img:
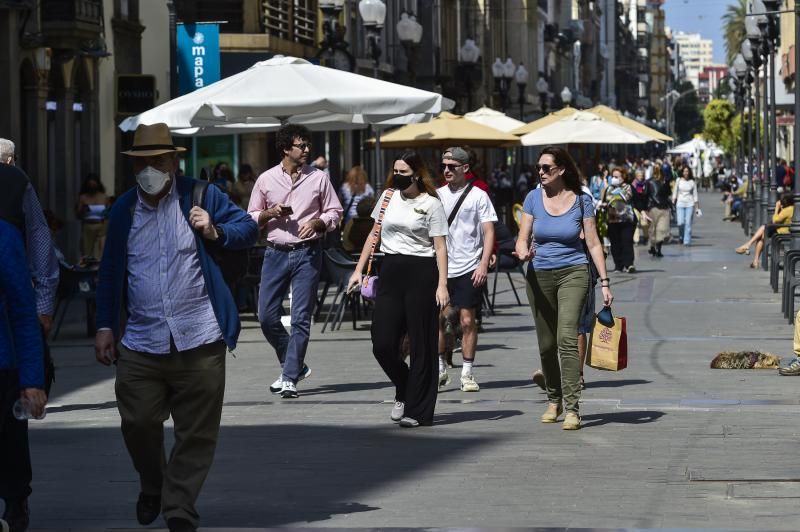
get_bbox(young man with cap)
[437,147,497,391]
[94,123,258,532]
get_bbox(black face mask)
[392,173,414,191]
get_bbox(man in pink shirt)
[248,124,342,398]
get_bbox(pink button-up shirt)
[248,163,343,244]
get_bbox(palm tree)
[723,0,748,64]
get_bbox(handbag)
[360,188,395,301]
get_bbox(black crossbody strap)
[447,182,475,226]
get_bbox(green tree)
[673,81,704,142]
[723,0,748,63]
[703,99,738,155]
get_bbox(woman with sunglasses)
[516,147,612,430]
[348,152,449,428]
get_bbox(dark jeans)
[0,369,32,502]
[257,243,322,383]
[607,222,635,270]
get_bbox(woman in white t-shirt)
[672,165,700,245]
[348,152,449,428]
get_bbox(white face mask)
[610,176,622,186]
[136,166,171,195]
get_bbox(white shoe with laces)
[390,401,405,422]
[460,373,480,392]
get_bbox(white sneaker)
[280,381,298,398]
[390,401,405,422]
[269,376,283,394]
[438,369,451,388]
[460,373,480,392]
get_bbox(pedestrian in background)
[436,147,497,393]
[230,163,256,211]
[340,164,375,224]
[517,146,613,430]
[0,219,47,532]
[95,123,258,532]
[602,167,636,272]
[348,151,449,428]
[646,164,672,258]
[673,166,700,246]
[76,173,110,260]
[248,124,342,399]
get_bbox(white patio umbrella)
[119,55,451,131]
[518,111,651,146]
[667,137,709,154]
[464,106,526,133]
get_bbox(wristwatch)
[214,225,225,242]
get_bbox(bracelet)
[599,277,610,282]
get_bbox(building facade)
[673,31,713,89]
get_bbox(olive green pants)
[526,265,589,413]
[115,340,226,527]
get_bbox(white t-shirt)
[438,184,498,277]
[371,190,448,257]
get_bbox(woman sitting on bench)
[736,194,795,268]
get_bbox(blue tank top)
[522,188,594,270]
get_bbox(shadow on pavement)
[477,379,535,390]
[299,381,393,395]
[30,424,498,529]
[433,409,524,425]
[580,410,665,428]
[584,379,652,388]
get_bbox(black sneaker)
[167,517,197,532]
[779,358,800,376]
[136,492,161,525]
[2,498,29,532]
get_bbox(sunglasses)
[440,163,463,172]
[536,164,558,174]
[292,143,312,151]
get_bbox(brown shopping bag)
[587,306,628,371]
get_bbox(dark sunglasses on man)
[440,163,463,172]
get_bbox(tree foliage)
[703,99,738,155]
[723,0,747,64]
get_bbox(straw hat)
[122,123,187,157]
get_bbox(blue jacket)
[95,177,259,351]
[0,220,44,388]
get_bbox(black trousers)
[0,369,32,501]
[607,221,635,270]
[371,254,439,426]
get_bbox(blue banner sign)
[177,22,220,95]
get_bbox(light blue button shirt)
[122,180,223,354]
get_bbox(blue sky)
[662,0,730,64]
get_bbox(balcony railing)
[41,0,103,41]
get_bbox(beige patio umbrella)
[463,106,526,133]
[370,112,520,148]
[518,111,652,146]
[589,105,672,142]
[510,106,577,136]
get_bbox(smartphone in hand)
[280,205,294,215]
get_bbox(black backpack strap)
[192,180,209,209]
[447,182,475,226]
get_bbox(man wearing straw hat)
[94,123,258,532]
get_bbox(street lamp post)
[741,38,757,231]
[734,53,748,184]
[358,0,387,79]
[492,57,515,113]
[318,0,354,71]
[458,38,481,112]
[746,10,764,229]
[515,63,529,121]
[791,0,800,244]
[396,11,423,84]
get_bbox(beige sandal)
[736,246,750,255]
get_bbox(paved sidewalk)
[23,191,800,531]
